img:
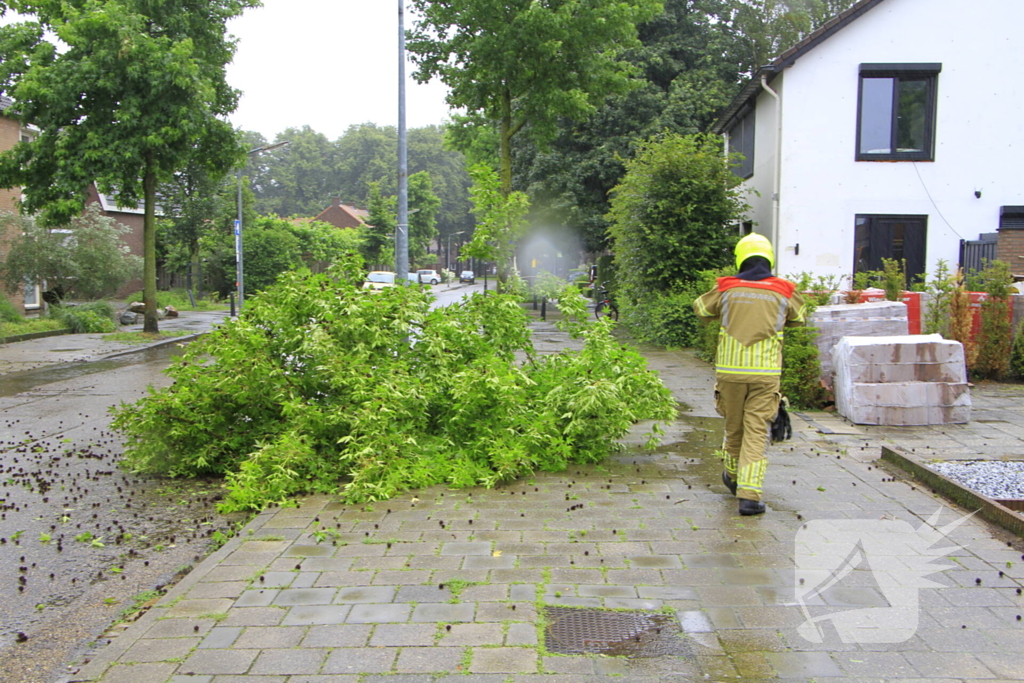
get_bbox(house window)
[856,63,940,161]
[23,280,41,310]
[728,107,755,179]
[853,214,928,285]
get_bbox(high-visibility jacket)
[693,276,806,381]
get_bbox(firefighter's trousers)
[714,377,779,502]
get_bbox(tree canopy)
[408,0,663,194]
[0,0,256,331]
[1,205,142,301]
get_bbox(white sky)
[226,0,453,140]
[0,2,454,141]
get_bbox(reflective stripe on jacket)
[693,276,806,380]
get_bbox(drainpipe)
[761,73,782,272]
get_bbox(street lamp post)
[236,141,289,312]
[446,231,465,271]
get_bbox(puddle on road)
[0,344,183,397]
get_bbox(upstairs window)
[856,63,940,161]
[728,107,755,179]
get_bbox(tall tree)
[407,171,440,267]
[362,182,396,270]
[0,0,256,332]
[462,164,530,290]
[516,0,743,252]
[256,125,337,217]
[408,0,663,195]
[731,0,859,74]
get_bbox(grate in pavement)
[543,606,689,657]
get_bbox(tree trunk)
[142,163,159,334]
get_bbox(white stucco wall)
[747,0,1024,281]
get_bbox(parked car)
[459,270,475,284]
[363,271,395,290]
[417,269,440,285]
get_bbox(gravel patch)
[931,460,1024,500]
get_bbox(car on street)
[363,271,396,290]
[459,270,475,284]
[417,269,440,285]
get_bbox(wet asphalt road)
[0,342,244,683]
[0,284,483,681]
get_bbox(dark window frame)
[856,63,941,162]
[728,105,755,179]
[853,213,929,285]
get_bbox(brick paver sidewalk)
[70,322,1024,682]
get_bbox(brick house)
[0,96,42,314]
[85,183,147,298]
[312,197,368,230]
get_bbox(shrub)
[973,260,1014,379]
[620,268,727,350]
[0,295,20,323]
[50,301,117,333]
[922,259,956,336]
[111,261,676,511]
[781,325,825,409]
[1010,318,1024,380]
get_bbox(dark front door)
[853,214,928,285]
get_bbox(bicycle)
[594,286,619,321]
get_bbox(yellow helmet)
[735,233,774,271]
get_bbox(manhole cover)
[543,606,689,657]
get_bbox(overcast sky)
[226,0,453,141]
[0,1,454,141]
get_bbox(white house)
[712,0,1024,285]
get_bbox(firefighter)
[693,234,806,515]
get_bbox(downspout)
[723,131,744,236]
[761,74,782,272]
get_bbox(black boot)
[739,499,766,516]
[721,471,737,496]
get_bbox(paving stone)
[223,606,286,627]
[179,648,259,675]
[321,647,397,674]
[98,663,179,683]
[273,587,337,606]
[468,646,538,674]
[144,618,217,639]
[505,622,538,646]
[395,646,466,673]
[475,602,536,622]
[301,623,372,648]
[257,571,296,588]
[199,626,243,649]
[346,603,413,623]
[121,636,200,663]
[904,651,998,678]
[440,541,492,555]
[232,625,306,649]
[189,581,248,599]
[764,651,845,678]
[167,598,235,618]
[282,604,351,626]
[834,651,921,677]
[395,585,453,602]
[410,602,476,622]
[463,555,517,570]
[250,648,328,675]
[438,622,504,646]
[510,584,537,601]
[577,584,637,598]
[235,588,279,607]
[369,623,438,646]
[314,571,373,587]
[334,586,397,603]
